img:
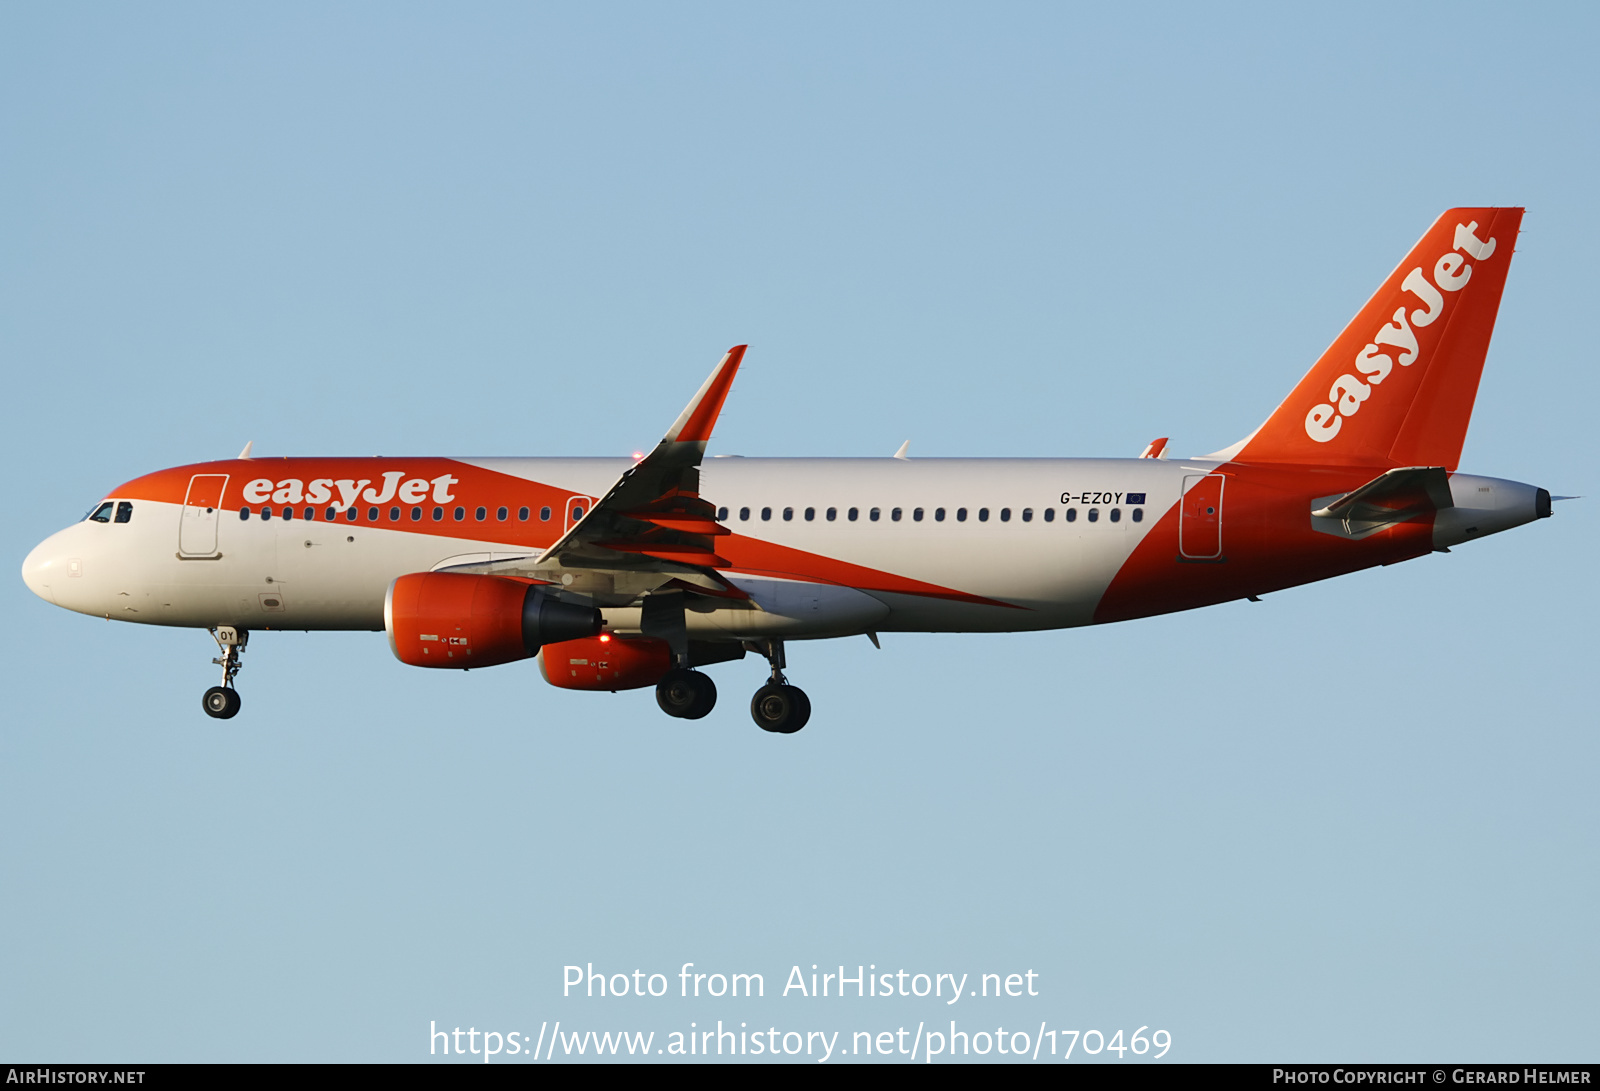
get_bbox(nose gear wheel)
[203,626,248,720]
[202,686,241,719]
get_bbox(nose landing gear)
[748,639,810,734]
[202,626,247,720]
[202,685,241,719]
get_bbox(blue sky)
[3,2,1596,1062]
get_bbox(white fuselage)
[22,455,1547,644]
[23,457,1194,638]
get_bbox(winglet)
[893,441,910,460]
[665,345,746,446]
[533,346,745,567]
[1138,437,1168,459]
[238,440,254,460]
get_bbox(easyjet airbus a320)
[22,208,1558,732]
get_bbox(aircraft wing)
[531,345,746,586]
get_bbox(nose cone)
[22,533,64,605]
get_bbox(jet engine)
[385,572,600,669]
[539,634,673,691]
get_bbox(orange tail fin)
[1234,207,1523,470]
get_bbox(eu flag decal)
[1126,493,1146,505]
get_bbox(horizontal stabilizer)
[1311,466,1452,539]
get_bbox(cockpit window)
[86,502,113,523]
[115,501,133,523]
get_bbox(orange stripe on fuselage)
[1094,461,1436,623]
[109,458,576,549]
[718,536,1022,609]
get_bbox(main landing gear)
[749,639,810,734]
[653,639,811,733]
[656,668,717,720]
[202,626,247,720]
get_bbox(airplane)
[21,207,1558,733]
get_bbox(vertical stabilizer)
[1235,207,1522,470]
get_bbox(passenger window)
[282,507,294,520]
[870,507,881,522]
[432,507,443,521]
[518,507,529,521]
[115,501,134,523]
[326,507,338,521]
[455,507,466,521]
[783,507,793,521]
[86,502,114,523]
[957,507,967,522]
[262,507,273,521]
[1132,508,1144,523]
[239,507,251,521]
[539,506,551,521]
[367,507,378,521]
[389,506,401,521]
[476,507,488,521]
[1066,508,1077,523]
[804,507,815,521]
[303,507,314,521]
[978,508,990,522]
[1000,508,1011,522]
[571,505,585,520]
[913,507,924,522]
[936,507,946,522]
[761,507,772,521]
[739,507,750,521]
[1110,508,1121,522]
[497,507,509,521]
[717,506,729,521]
[891,507,902,521]
[346,507,358,522]
[826,507,837,521]
[1021,508,1033,522]
[848,507,859,521]
[1088,508,1099,523]
[1044,508,1055,522]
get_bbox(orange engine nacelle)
[540,634,673,691]
[385,572,601,669]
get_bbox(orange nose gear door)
[1179,474,1225,560]
[179,474,229,557]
